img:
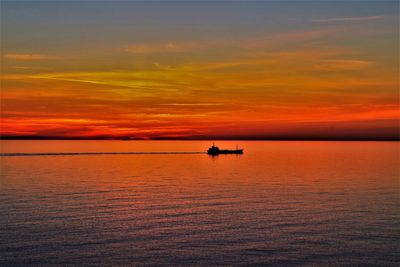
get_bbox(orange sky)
[1,1,399,140]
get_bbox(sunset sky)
[1,1,399,140]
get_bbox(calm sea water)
[0,140,399,266]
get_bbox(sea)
[0,140,399,266]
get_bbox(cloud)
[123,41,209,54]
[122,27,343,55]
[312,15,385,23]
[316,59,373,70]
[13,66,35,70]
[158,103,225,107]
[4,53,53,60]
[241,28,342,49]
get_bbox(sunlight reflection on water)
[0,141,399,265]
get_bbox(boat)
[207,143,243,155]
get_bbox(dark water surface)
[1,141,399,266]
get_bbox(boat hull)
[207,149,243,155]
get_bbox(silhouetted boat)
[207,143,243,155]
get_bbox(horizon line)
[1,136,399,142]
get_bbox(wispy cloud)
[158,103,225,107]
[123,41,210,54]
[312,15,385,23]
[13,66,35,70]
[123,27,343,55]
[4,53,53,60]
[316,59,373,70]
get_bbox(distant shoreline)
[1,137,399,141]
